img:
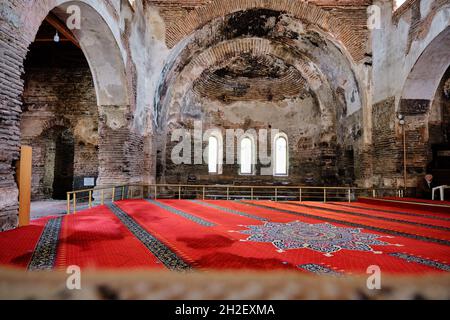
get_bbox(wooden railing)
[66,184,408,214]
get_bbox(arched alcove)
[398,26,450,186]
[155,8,364,186]
[19,1,130,202]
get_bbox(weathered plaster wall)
[373,0,450,103]
[371,0,450,188]
[156,6,369,186]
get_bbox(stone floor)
[30,200,67,220]
[30,200,91,220]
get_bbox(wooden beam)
[34,39,73,42]
[45,13,80,48]
[17,146,32,227]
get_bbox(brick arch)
[20,1,118,45]
[189,38,325,89]
[165,0,364,62]
[20,0,129,106]
[400,26,450,113]
[160,38,336,132]
[39,118,73,138]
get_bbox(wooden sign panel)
[17,146,32,227]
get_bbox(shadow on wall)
[32,126,75,201]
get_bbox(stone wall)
[0,1,29,230]
[21,41,99,200]
[371,97,402,187]
[371,0,450,188]
[153,0,371,62]
[0,0,449,231]
[0,0,152,230]
[156,6,368,186]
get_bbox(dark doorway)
[52,128,75,199]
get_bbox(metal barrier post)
[73,193,77,214]
[60,185,406,211]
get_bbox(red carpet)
[252,201,450,244]
[55,206,164,270]
[282,201,450,241]
[0,218,48,268]
[360,197,450,214]
[114,199,297,271]
[0,200,449,275]
[383,197,450,206]
[330,202,450,222]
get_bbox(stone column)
[95,105,145,200]
[0,2,27,231]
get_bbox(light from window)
[394,0,407,10]
[208,136,219,173]
[274,136,287,175]
[240,137,253,174]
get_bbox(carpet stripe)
[389,253,450,272]
[298,264,343,277]
[287,202,450,232]
[190,200,268,221]
[329,202,450,222]
[28,217,63,271]
[146,199,215,227]
[107,203,192,271]
[240,201,450,246]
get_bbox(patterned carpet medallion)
[239,221,393,256]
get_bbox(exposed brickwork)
[156,5,364,187]
[399,99,431,115]
[97,108,145,187]
[0,0,449,232]
[0,1,137,230]
[0,0,29,230]
[371,95,444,188]
[372,97,402,187]
[188,38,320,104]
[160,0,370,62]
[21,41,99,199]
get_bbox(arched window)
[274,135,288,176]
[208,136,219,173]
[240,137,254,175]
